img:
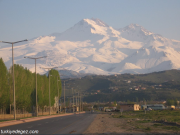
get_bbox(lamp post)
[76,91,77,112]
[60,97,63,113]
[80,94,81,112]
[78,91,80,113]
[81,93,85,112]
[57,68,68,113]
[0,39,28,120]
[57,76,60,114]
[72,88,74,113]
[40,67,58,115]
[24,56,47,117]
[82,96,83,112]
[64,81,66,113]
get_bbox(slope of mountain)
[113,45,180,74]
[64,69,180,102]
[0,18,180,77]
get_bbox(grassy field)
[112,109,180,133]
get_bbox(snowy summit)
[0,18,180,76]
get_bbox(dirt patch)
[83,114,146,135]
[83,113,179,135]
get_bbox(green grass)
[113,110,180,123]
[111,109,180,134]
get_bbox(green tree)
[113,101,117,107]
[166,99,175,106]
[0,58,10,109]
[12,64,62,112]
[0,61,62,113]
[93,104,98,109]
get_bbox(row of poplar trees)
[0,58,62,113]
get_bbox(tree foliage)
[0,58,62,112]
[0,58,10,108]
[166,99,177,106]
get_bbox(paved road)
[0,113,97,135]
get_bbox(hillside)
[62,69,180,102]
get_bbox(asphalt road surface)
[0,112,97,135]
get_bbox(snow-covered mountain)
[0,18,180,76]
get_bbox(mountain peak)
[118,23,156,42]
[127,23,140,29]
[122,24,152,35]
[90,18,109,27]
[78,18,109,28]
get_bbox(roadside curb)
[0,112,85,128]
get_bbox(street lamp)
[82,95,83,112]
[60,97,63,113]
[0,39,28,120]
[58,71,67,114]
[80,92,81,112]
[24,56,47,117]
[81,92,85,112]
[75,91,78,112]
[59,80,68,114]
[72,88,74,113]
[57,77,60,114]
[64,81,66,113]
[40,67,58,115]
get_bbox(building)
[141,87,146,90]
[135,87,139,91]
[141,104,165,110]
[98,107,104,111]
[97,90,101,93]
[120,104,140,111]
[127,80,131,83]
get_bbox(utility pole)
[72,88,73,113]
[24,56,47,117]
[64,81,66,113]
[57,76,60,114]
[40,67,58,115]
[78,91,80,113]
[70,97,73,112]
[49,71,51,115]
[72,88,74,113]
[0,39,28,120]
[80,93,81,112]
[82,97,83,112]
[60,98,61,113]
[76,94,77,112]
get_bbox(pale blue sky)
[0,0,180,42]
